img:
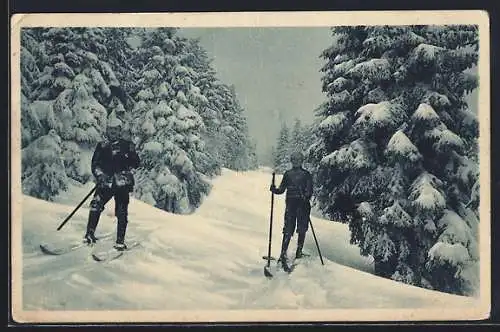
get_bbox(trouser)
[280,198,311,258]
[86,186,130,244]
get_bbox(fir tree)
[21,27,123,184]
[21,130,68,200]
[310,25,479,295]
[128,28,211,213]
[274,122,291,173]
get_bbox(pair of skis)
[39,233,140,262]
[262,253,310,274]
[42,186,140,263]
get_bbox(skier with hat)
[83,117,140,250]
[270,150,313,268]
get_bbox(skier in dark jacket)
[83,118,140,250]
[270,151,313,266]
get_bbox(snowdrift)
[15,168,483,322]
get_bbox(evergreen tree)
[21,130,68,200]
[310,25,479,295]
[290,118,303,152]
[21,27,124,185]
[128,28,212,213]
[181,38,223,174]
[274,122,291,173]
[218,85,257,171]
[20,34,43,148]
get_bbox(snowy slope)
[16,168,484,322]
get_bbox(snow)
[330,90,352,108]
[437,210,475,247]
[348,58,391,82]
[137,88,155,101]
[386,130,422,162]
[409,172,446,211]
[321,139,374,172]
[456,155,479,188]
[363,35,392,53]
[435,129,465,152]
[15,168,483,322]
[357,202,374,219]
[143,69,161,81]
[412,103,440,123]
[379,201,412,227]
[354,101,405,133]
[423,92,451,108]
[428,242,470,267]
[409,44,444,66]
[175,65,189,77]
[53,62,75,78]
[143,141,163,154]
[332,59,357,77]
[328,77,349,93]
[318,112,347,133]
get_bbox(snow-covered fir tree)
[274,122,291,173]
[21,130,68,200]
[309,25,479,295]
[273,119,315,172]
[290,118,304,152]
[217,84,258,171]
[21,27,127,186]
[126,28,213,213]
[180,38,224,174]
[20,31,43,148]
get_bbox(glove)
[269,184,276,193]
[114,170,134,191]
[94,168,111,187]
[96,174,112,188]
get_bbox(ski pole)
[56,186,97,231]
[308,218,324,265]
[264,172,276,278]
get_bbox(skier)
[270,150,313,268]
[83,118,140,250]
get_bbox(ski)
[91,240,141,262]
[39,232,113,255]
[263,253,310,274]
[262,255,296,274]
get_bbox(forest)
[20,27,258,214]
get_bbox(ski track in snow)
[20,168,480,310]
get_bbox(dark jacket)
[273,167,313,201]
[91,139,140,178]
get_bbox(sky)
[177,27,333,161]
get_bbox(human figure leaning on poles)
[83,118,140,251]
[270,151,313,269]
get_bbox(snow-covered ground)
[14,168,486,322]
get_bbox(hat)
[107,117,123,128]
[290,151,304,163]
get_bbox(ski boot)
[295,232,306,259]
[278,233,293,272]
[83,210,101,244]
[83,232,98,245]
[113,242,128,251]
[114,216,128,251]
